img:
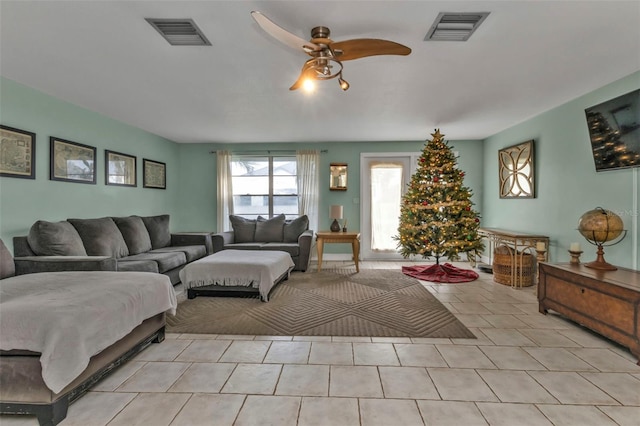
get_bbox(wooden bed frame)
[0,313,165,426]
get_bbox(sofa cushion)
[0,239,15,279]
[152,245,206,262]
[225,243,263,250]
[284,215,309,243]
[120,251,186,273]
[67,217,129,258]
[260,243,300,258]
[141,214,171,249]
[113,216,152,254]
[229,215,256,243]
[27,220,88,256]
[116,259,159,273]
[255,214,285,242]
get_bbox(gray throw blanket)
[0,271,176,393]
[179,250,294,301]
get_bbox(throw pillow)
[141,214,172,249]
[67,217,129,258]
[113,216,153,254]
[27,220,88,256]
[229,215,256,243]
[283,215,309,242]
[0,239,15,279]
[255,214,285,242]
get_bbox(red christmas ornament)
[465,206,471,211]
[422,201,428,206]
[433,176,439,182]
[474,218,480,223]
[460,171,465,177]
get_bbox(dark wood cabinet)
[538,263,640,365]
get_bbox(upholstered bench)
[179,249,294,302]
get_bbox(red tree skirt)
[402,263,479,283]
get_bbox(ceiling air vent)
[146,18,211,46]
[424,12,490,42]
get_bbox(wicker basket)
[492,245,534,287]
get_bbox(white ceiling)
[1,1,639,143]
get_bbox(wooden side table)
[316,231,361,272]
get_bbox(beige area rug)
[167,269,476,338]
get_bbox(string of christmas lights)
[395,129,484,264]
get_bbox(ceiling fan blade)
[251,11,319,53]
[331,39,411,61]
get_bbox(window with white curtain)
[231,156,298,219]
[370,162,403,251]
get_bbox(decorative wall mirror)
[330,163,347,190]
[499,140,535,198]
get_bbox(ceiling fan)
[251,11,411,91]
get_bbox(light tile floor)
[3,261,640,426]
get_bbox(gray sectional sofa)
[13,215,212,285]
[211,214,313,272]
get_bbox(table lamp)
[330,205,343,232]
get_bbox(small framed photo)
[143,158,166,189]
[105,150,136,187]
[0,125,36,179]
[50,137,96,184]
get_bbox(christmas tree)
[586,111,640,169]
[396,129,484,272]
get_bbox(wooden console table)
[478,227,550,287]
[538,263,640,365]
[316,231,360,272]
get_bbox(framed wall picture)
[0,125,36,179]
[50,137,96,184]
[105,150,136,187]
[498,140,535,198]
[143,158,166,189]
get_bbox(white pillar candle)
[570,242,581,252]
[536,242,546,251]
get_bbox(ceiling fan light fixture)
[252,12,410,92]
[302,79,317,93]
[308,57,343,80]
[339,75,350,91]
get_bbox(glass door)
[360,153,418,260]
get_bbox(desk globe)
[578,207,626,270]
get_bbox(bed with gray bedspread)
[0,239,177,426]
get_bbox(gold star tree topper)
[430,129,444,140]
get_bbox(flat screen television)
[584,89,640,172]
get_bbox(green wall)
[482,71,640,269]
[0,77,180,251]
[7,70,637,267]
[176,138,484,254]
[1,77,483,257]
